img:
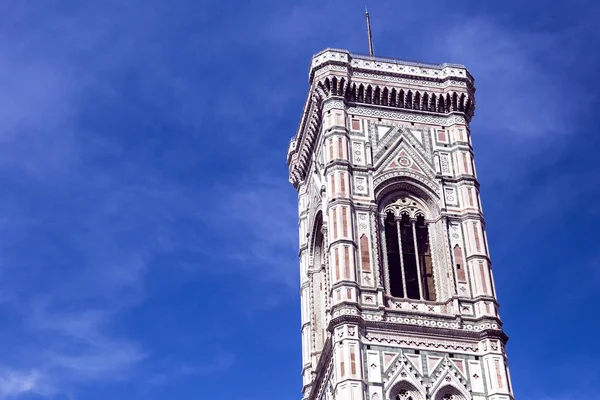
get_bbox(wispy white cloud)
[2,303,146,394]
[434,18,590,139]
[0,368,45,398]
[0,2,595,400]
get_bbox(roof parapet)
[309,48,474,85]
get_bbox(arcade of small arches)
[316,76,474,118]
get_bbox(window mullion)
[380,215,392,296]
[411,219,424,300]
[396,217,407,298]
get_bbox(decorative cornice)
[309,49,474,87]
[288,49,477,190]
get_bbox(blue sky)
[0,1,599,399]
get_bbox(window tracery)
[388,381,424,400]
[381,196,437,301]
[433,385,465,400]
[396,390,413,400]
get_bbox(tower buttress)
[288,49,514,400]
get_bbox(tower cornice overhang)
[308,48,475,88]
[288,49,477,190]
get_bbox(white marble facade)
[288,49,514,400]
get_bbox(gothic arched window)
[382,198,437,301]
[433,386,465,400]
[311,214,327,351]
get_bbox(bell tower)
[287,48,515,400]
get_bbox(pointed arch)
[429,364,471,400]
[316,82,327,101]
[358,84,365,103]
[374,86,381,105]
[309,211,327,351]
[366,85,373,104]
[438,95,445,113]
[399,89,406,108]
[458,93,466,112]
[347,82,356,102]
[388,380,425,400]
[324,78,331,95]
[390,88,398,107]
[432,385,468,400]
[406,91,413,110]
[422,92,429,111]
[413,92,421,110]
[382,87,389,106]
[331,77,338,96]
[452,92,458,111]
[376,177,441,302]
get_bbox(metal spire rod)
[365,6,374,57]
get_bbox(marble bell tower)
[286,36,516,400]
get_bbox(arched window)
[382,198,437,301]
[388,381,424,400]
[433,386,465,400]
[311,214,327,351]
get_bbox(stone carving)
[355,176,368,195]
[289,49,513,400]
[352,141,365,165]
[439,153,452,176]
[349,106,467,127]
[444,188,457,205]
[365,333,478,352]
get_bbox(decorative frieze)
[290,48,514,400]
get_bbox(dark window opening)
[384,210,437,301]
[400,214,420,299]
[416,215,436,301]
[385,212,404,298]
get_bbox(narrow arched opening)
[374,86,381,105]
[433,385,466,400]
[399,213,420,299]
[382,87,389,106]
[390,88,397,107]
[347,83,356,102]
[416,215,436,301]
[389,381,424,400]
[430,93,437,112]
[385,212,403,298]
[413,92,421,110]
[310,213,326,351]
[358,84,365,103]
